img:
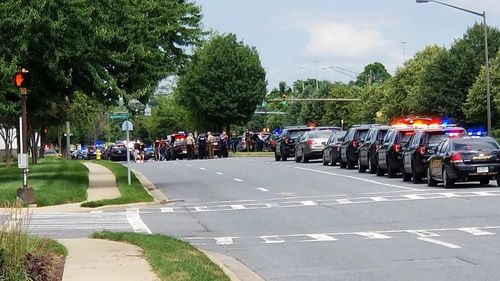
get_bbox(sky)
[192,0,500,91]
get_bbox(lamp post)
[416,0,491,136]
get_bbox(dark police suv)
[376,126,415,177]
[358,125,390,173]
[339,125,372,169]
[275,126,312,161]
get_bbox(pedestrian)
[244,129,252,152]
[207,132,215,159]
[230,129,238,153]
[154,138,160,161]
[186,133,195,160]
[139,140,145,163]
[257,132,265,152]
[197,132,207,159]
[133,141,140,162]
[159,137,167,161]
[219,130,228,158]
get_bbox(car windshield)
[453,139,500,151]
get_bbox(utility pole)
[66,121,71,159]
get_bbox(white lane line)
[215,237,234,245]
[185,164,192,167]
[194,206,209,212]
[306,234,337,242]
[234,178,244,182]
[89,210,103,214]
[126,211,152,234]
[300,201,318,206]
[417,237,461,249]
[459,227,495,236]
[257,188,269,192]
[200,167,206,170]
[356,232,392,239]
[230,205,246,210]
[216,172,224,175]
[336,199,351,204]
[473,191,495,196]
[295,167,422,191]
[370,197,389,202]
[404,194,424,200]
[260,236,285,244]
[440,193,462,198]
[160,207,175,213]
[407,230,440,238]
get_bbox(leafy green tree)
[464,50,500,127]
[145,95,191,138]
[420,23,500,123]
[176,34,267,131]
[355,62,391,87]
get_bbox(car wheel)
[322,154,328,166]
[442,168,454,188]
[358,158,366,173]
[295,152,300,163]
[427,167,437,187]
[347,160,355,170]
[387,163,397,178]
[330,155,336,166]
[301,153,308,163]
[376,165,385,176]
[402,172,412,182]
[412,169,422,184]
[479,179,490,186]
[281,153,287,161]
[275,151,280,161]
[497,177,500,187]
[369,159,377,174]
[340,160,347,168]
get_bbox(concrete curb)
[131,169,169,203]
[202,250,265,281]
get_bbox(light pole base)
[16,187,36,204]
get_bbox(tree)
[176,34,267,131]
[464,50,500,127]
[355,62,391,87]
[0,0,203,161]
[419,23,500,123]
[145,95,191,138]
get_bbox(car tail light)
[285,138,289,144]
[418,145,427,155]
[450,152,463,163]
[352,140,358,148]
[392,144,401,153]
[306,140,314,145]
[375,144,380,150]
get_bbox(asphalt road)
[129,157,500,281]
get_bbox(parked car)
[427,136,500,188]
[294,130,332,163]
[376,127,415,177]
[109,144,130,161]
[339,125,372,169]
[402,126,466,183]
[144,146,154,161]
[45,149,61,158]
[171,133,188,160]
[322,131,346,166]
[275,126,312,161]
[268,134,278,152]
[358,126,391,173]
[86,146,97,160]
[70,150,86,160]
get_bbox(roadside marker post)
[122,121,134,185]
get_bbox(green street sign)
[110,113,129,119]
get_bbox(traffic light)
[14,71,31,88]
[281,94,287,101]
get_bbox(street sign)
[18,153,28,169]
[111,113,129,119]
[121,121,133,131]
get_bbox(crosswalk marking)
[260,236,285,244]
[407,230,440,238]
[459,227,495,236]
[417,237,461,249]
[404,194,424,200]
[300,201,317,206]
[230,205,246,210]
[160,207,175,213]
[336,199,351,204]
[215,237,234,245]
[356,232,392,239]
[306,234,337,242]
[370,197,389,202]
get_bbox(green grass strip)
[92,231,230,281]
[81,161,153,207]
[0,159,87,206]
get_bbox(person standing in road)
[219,130,228,158]
[186,133,195,160]
[244,129,252,152]
[197,132,207,159]
[230,129,238,154]
[138,140,145,163]
[159,137,167,161]
[207,132,215,159]
[154,138,160,161]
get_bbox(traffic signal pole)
[21,89,28,188]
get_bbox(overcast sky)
[192,0,500,91]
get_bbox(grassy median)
[0,158,87,206]
[92,231,229,281]
[81,160,153,207]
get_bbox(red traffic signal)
[14,71,31,88]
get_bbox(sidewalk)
[60,239,159,281]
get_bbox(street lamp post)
[416,0,492,136]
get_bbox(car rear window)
[290,130,309,139]
[453,139,500,151]
[427,131,447,144]
[309,131,332,138]
[355,129,368,140]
